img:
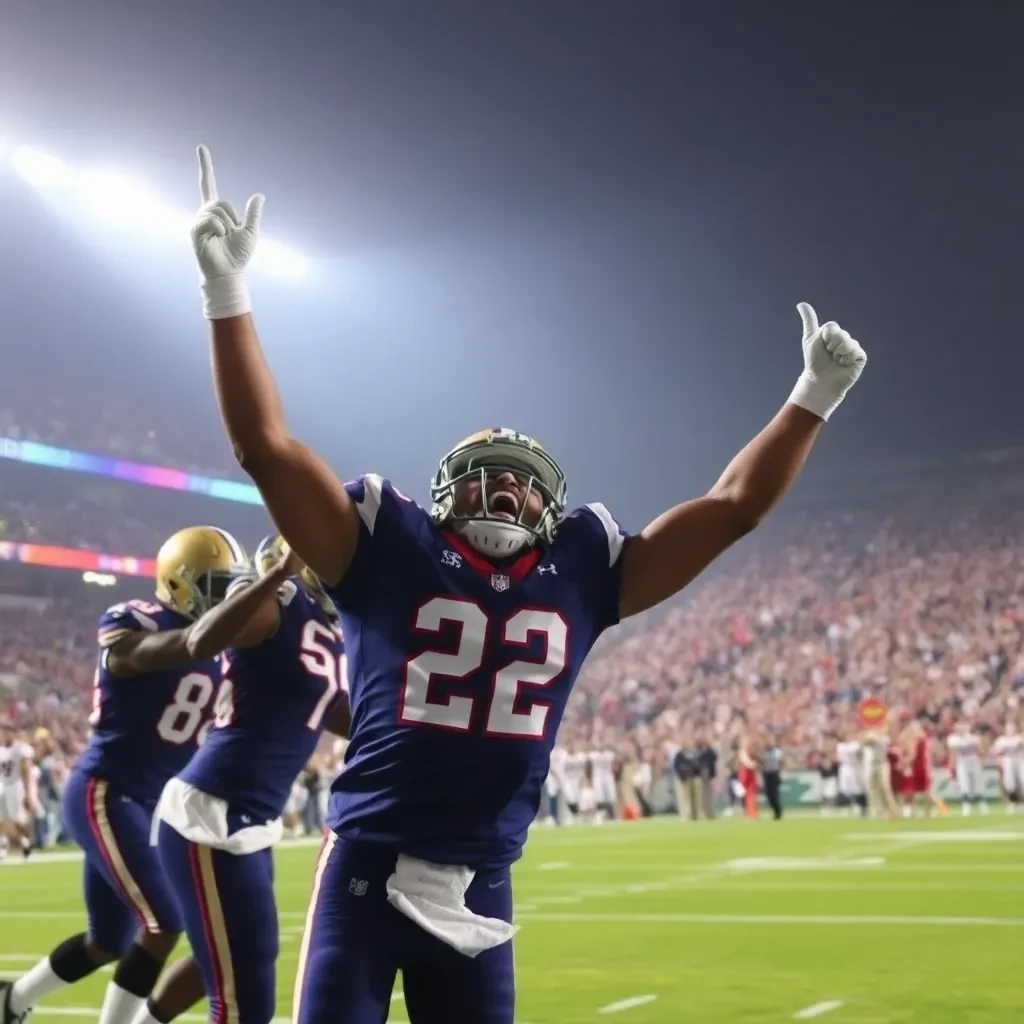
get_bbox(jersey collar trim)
[442,531,543,584]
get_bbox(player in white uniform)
[991,722,1023,813]
[836,735,865,815]
[0,724,36,859]
[543,745,567,825]
[576,758,598,823]
[948,721,987,815]
[587,748,617,821]
[561,742,586,822]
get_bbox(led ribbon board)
[0,540,156,578]
[0,437,263,505]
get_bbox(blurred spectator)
[4,449,1024,836]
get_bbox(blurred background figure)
[760,731,784,821]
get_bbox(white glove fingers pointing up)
[796,301,819,340]
[788,300,867,421]
[191,144,263,319]
[244,193,265,233]
[198,145,218,204]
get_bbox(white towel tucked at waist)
[385,854,518,958]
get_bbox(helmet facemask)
[430,430,567,557]
[164,564,239,620]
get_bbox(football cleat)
[0,981,30,1024]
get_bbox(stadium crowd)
[3,462,1022,843]
[0,369,240,479]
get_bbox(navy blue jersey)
[178,579,346,822]
[326,475,628,869]
[76,600,221,806]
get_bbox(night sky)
[1,1,1021,530]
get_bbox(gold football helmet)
[154,526,250,620]
[430,427,567,556]
[255,534,336,616]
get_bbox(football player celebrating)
[0,527,248,1024]
[188,146,866,1024]
[136,538,349,1024]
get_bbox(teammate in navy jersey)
[187,147,868,1024]
[136,537,350,1024]
[1,526,249,1024]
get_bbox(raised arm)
[185,551,294,659]
[106,563,285,677]
[618,302,866,619]
[190,146,360,586]
[105,628,196,678]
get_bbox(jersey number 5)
[206,621,344,737]
[400,597,568,739]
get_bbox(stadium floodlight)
[76,168,193,241]
[11,146,74,188]
[7,143,310,280]
[252,237,309,278]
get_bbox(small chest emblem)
[441,549,463,568]
[490,573,510,592]
[538,564,558,576]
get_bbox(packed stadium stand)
[4,394,1023,839]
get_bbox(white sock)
[98,982,147,1024]
[11,958,67,1014]
[129,1002,164,1024]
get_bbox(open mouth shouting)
[487,489,520,522]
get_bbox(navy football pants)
[294,833,516,1024]
[156,821,279,1024]
[62,770,183,955]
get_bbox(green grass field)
[2,814,1023,1023]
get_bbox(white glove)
[787,302,867,421]
[191,145,265,319]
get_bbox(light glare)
[252,238,309,279]
[12,146,74,188]
[76,168,193,241]
[7,143,308,279]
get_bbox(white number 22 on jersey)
[400,597,568,739]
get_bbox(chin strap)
[456,518,534,557]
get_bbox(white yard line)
[538,861,570,870]
[31,1009,290,1024]
[0,836,327,869]
[794,1000,843,1019]
[598,994,658,1014]
[842,830,1024,843]
[515,912,1024,927]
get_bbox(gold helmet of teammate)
[254,535,336,617]
[154,526,250,621]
